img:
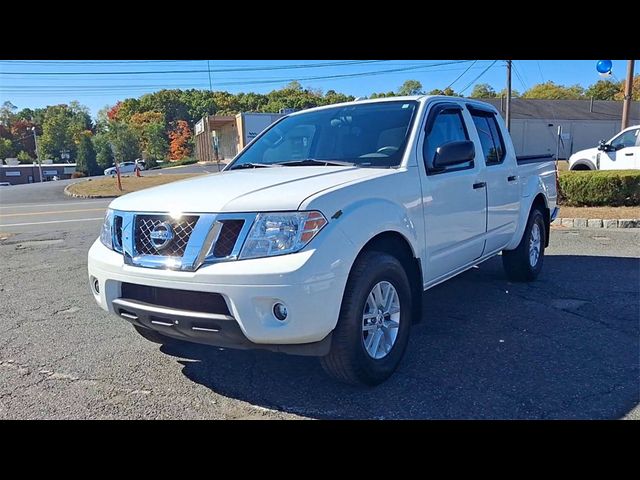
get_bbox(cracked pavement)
[0,210,638,418]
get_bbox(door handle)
[507,175,518,182]
[473,182,486,189]
[625,153,633,156]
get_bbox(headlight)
[239,211,327,259]
[100,209,114,250]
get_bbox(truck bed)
[516,154,555,165]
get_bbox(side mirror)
[433,140,475,168]
[597,140,609,151]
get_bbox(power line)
[444,60,478,90]
[1,61,475,94]
[458,60,498,94]
[0,60,394,76]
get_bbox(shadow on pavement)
[160,254,639,419]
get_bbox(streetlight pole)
[31,127,43,183]
[621,60,635,130]
[505,60,512,132]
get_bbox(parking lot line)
[0,217,104,227]
[0,208,106,218]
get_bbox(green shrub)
[558,170,640,207]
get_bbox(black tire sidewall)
[342,253,412,382]
[527,210,545,276]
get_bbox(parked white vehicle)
[569,125,640,170]
[88,96,558,385]
[104,160,145,176]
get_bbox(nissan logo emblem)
[149,222,174,250]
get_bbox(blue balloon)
[596,60,612,74]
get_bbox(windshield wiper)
[229,162,281,170]
[275,158,356,167]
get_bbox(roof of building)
[482,98,639,121]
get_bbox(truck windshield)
[229,100,418,169]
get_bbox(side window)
[470,110,506,165]
[611,129,639,150]
[423,108,470,174]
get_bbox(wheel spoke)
[363,323,377,332]
[373,283,384,307]
[369,330,383,356]
[383,319,399,329]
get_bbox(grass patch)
[67,173,202,198]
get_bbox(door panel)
[420,104,487,283]
[469,109,520,252]
[600,128,639,170]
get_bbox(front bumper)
[87,238,350,352]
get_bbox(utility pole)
[31,127,43,183]
[506,60,512,132]
[621,60,635,130]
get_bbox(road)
[0,181,638,419]
[0,162,222,205]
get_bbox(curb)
[552,217,639,229]
[63,182,118,199]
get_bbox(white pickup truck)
[88,96,558,385]
[569,124,640,170]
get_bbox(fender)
[505,173,550,251]
[569,159,596,170]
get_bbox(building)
[194,112,284,162]
[0,161,77,185]
[483,98,640,158]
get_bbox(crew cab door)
[467,105,519,253]
[600,127,640,170]
[419,102,487,283]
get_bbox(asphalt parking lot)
[0,181,638,419]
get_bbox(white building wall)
[509,119,626,158]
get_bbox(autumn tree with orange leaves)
[168,120,192,161]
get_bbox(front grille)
[120,283,230,316]
[212,220,244,257]
[134,215,198,257]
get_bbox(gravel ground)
[0,225,638,419]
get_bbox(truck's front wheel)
[320,251,412,386]
[502,207,546,282]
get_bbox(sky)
[0,59,632,118]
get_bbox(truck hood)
[109,166,390,213]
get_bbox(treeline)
[0,76,636,175]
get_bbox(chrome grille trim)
[111,210,256,271]
[134,214,198,256]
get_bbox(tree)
[614,75,640,101]
[108,122,140,164]
[397,80,424,96]
[497,88,521,98]
[141,122,167,168]
[17,151,33,163]
[469,83,497,98]
[76,132,100,176]
[0,101,17,126]
[94,133,115,169]
[522,81,584,99]
[585,79,622,100]
[168,120,192,161]
[428,87,458,96]
[40,105,76,161]
[370,91,396,98]
[0,138,14,159]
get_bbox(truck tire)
[502,207,546,282]
[320,251,412,386]
[133,325,176,345]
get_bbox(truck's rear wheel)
[502,207,546,282]
[320,251,412,386]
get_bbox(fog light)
[273,303,288,321]
[91,276,100,295]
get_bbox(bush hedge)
[558,170,640,207]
